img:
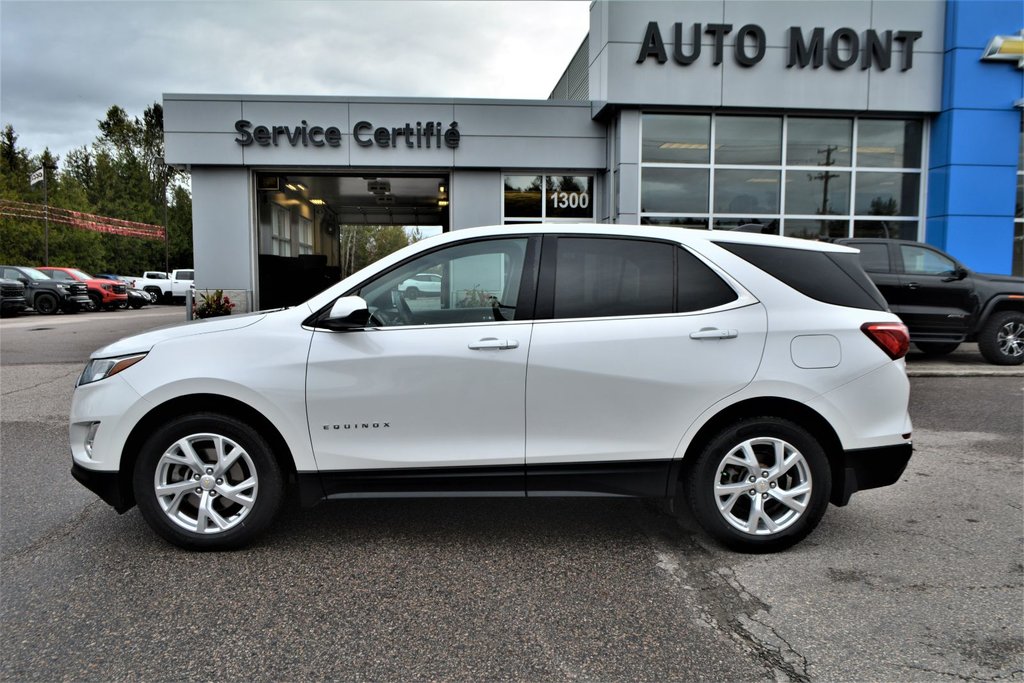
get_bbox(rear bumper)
[831,442,913,506]
[71,463,132,512]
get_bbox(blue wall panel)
[944,215,1015,273]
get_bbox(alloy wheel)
[153,432,259,534]
[997,320,1024,359]
[712,437,812,535]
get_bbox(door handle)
[905,282,919,290]
[689,328,738,340]
[468,338,519,350]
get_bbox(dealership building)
[164,0,1023,311]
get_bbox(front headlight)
[78,353,147,386]
[56,283,69,290]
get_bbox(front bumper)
[831,442,913,506]
[71,463,132,512]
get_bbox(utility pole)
[155,156,169,273]
[808,145,840,216]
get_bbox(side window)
[2,269,18,280]
[357,238,530,327]
[553,238,673,319]
[855,243,891,272]
[900,245,955,275]
[678,247,738,311]
[49,271,71,281]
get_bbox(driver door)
[305,236,538,492]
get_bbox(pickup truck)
[132,270,195,303]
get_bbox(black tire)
[404,287,419,300]
[130,300,145,309]
[684,416,831,553]
[915,341,960,356]
[977,311,1024,365]
[144,286,163,303]
[133,413,284,550]
[86,292,102,312]
[33,293,58,315]
[62,303,80,314]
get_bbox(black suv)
[838,239,1024,365]
[0,265,91,315]
[0,278,27,317]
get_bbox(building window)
[638,114,925,241]
[297,216,314,256]
[503,174,595,223]
[271,204,291,257]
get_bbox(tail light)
[861,322,910,360]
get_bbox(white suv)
[70,225,912,552]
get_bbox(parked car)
[133,269,195,303]
[0,278,27,317]
[838,238,1024,365]
[38,267,128,311]
[95,274,152,309]
[0,265,91,314]
[397,272,442,298]
[70,225,913,552]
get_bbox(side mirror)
[321,296,371,331]
[17,277,29,286]
[941,267,968,282]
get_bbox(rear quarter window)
[716,242,888,311]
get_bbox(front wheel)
[33,293,58,315]
[978,311,1024,365]
[86,292,101,312]
[133,413,284,550]
[684,417,831,553]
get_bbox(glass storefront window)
[857,119,923,168]
[638,113,924,241]
[642,114,711,163]
[783,219,849,240]
[785,170,851,215]
[854,172,920,216]
[640,168,709,214]
[853,220,918,240]
[715,116,782,165]
[640,217,710,229]
[546,176,594,218]
[503,175,543,218]
[714,170,780,214]
[787,118,852,167]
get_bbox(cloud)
[1,0,589,161]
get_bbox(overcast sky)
[1,0,590,162]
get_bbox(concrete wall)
[190,167,254,311]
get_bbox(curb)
[904,344,1024,378]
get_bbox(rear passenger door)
[849,241,902,308]
[524,236,767,497]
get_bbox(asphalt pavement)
[1,308,1021,681]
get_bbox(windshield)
[19,267,50,281]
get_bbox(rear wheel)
[915,341,960,356]
[133,413,284,550]
[684,417,831,553]
[33,293,58,315]
[978,311,1024,365]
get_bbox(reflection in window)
[641,217,710,229]
[642,114,710,163]
[783,219,848,240]
[554,238,674,319]
[853,220,917,240]
[857,119,923,168]
[716,116,782,165]
[900,244,956,275]
[503,175,543,218]
[714,170,780,214]
[358,238,530,326]
[787,118,852,166]
[855,172,920,216]
[641,168,709,213]
[785,170,850,215]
